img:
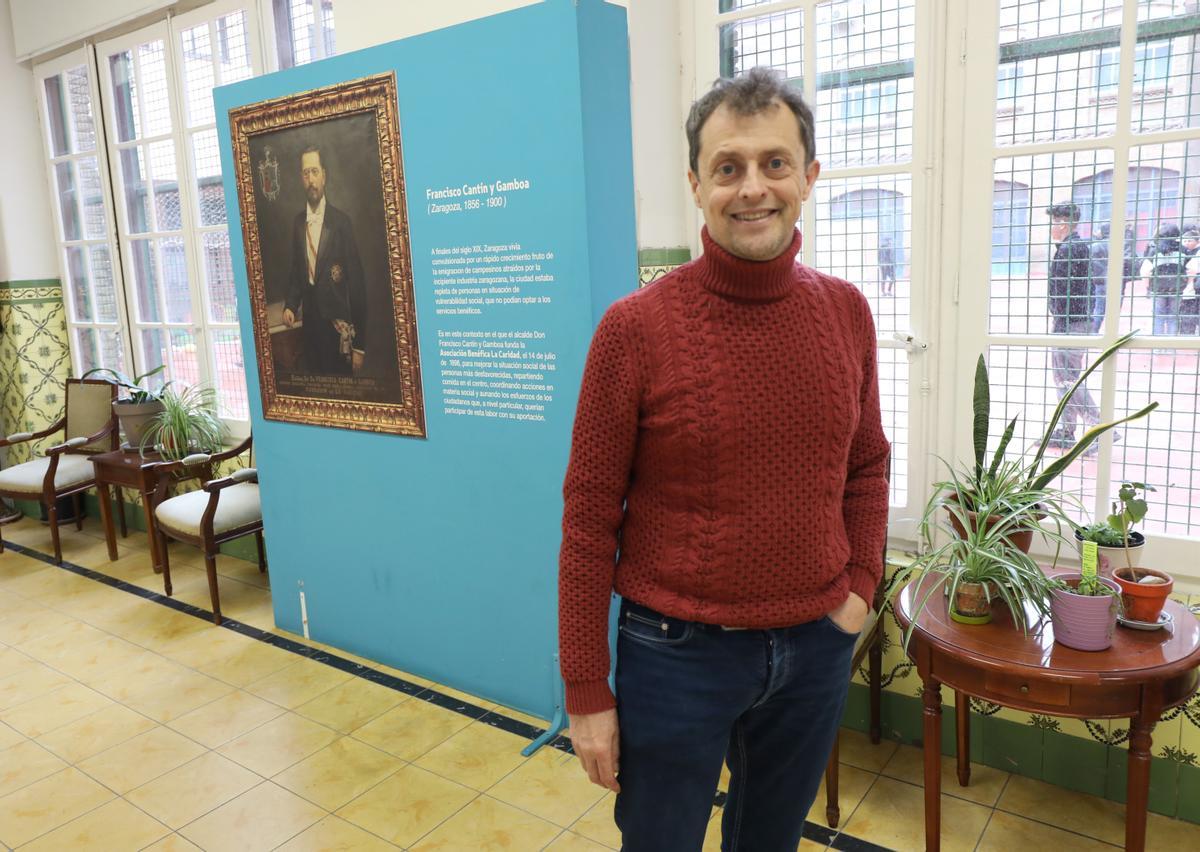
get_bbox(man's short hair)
[1045,201,1080,222]
[300,144,324,172]
[1182,223,1200,238]
[686,67,816,174]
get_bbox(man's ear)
[687,170,702,208]
[800,159,821,201]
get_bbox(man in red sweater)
[559,67,890,850]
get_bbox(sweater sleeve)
[559,299,643,715]
[841,293,891,607]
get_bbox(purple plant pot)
[1050,575,1119,652]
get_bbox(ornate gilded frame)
[229,72,425,437]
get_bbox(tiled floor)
[1,515,1199,850]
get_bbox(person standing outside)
[878,234,896,295]
[1138,223,1186,338]
[559,68,890,850]
[282,144,368,375]
[1180,224,1199,335]
[1045,201,1100,449]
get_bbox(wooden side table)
[894,577,1200,852]
[90,449,211,572]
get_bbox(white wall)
[9,0,172,60]
[0,0,58,281]
[338,0,692,252]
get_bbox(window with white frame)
[698,0,924,526]
[273,0,337,69]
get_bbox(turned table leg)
[96,481,118,561]
[955,690,971,787]
[1126,713,1156,852]
[922,679,942,851]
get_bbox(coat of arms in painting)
[257,146,280,201]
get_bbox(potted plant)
[1049,570,1120,651]
[1074,481,1152,575]
[81,365,169,449]
[138,384,228,461]
[942,332,1157,552]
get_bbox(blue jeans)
[1152,294,1181,336]
[613,600,858,852]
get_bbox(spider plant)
[81,365,169,403]
[138,384,228,461]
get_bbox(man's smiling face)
[687,99,820,262]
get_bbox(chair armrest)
[230,467,257,483]
[0,417,66,448]
[208,435,253,466]
[46,436,88,455]
[202,474,244,494]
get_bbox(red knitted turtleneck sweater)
[559,228,890,715]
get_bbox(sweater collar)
[695,227,802,301]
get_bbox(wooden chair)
[823,548,889,829]
[0,378,118,564]
[146,435,265,624]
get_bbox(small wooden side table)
[90,449,211,572]
[894,576,1200,852]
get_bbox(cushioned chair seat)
[0,454,94,496]
[155,482,261,537]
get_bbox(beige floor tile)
[274,736,404,811]
[997,775,1127,845]
[489,747,606,828]
[881,742,1011,807]
[1147,810,1200,846]
[0,661,71,711]
[978,810,1117,850]
[275,814,399,851]
[81,652,200,703]
[335,764,475,848]
[411,794,561,851]
[179,780,326,852]
[0,720,23,750]
[127,750,263,829]
[352,698,474,761]
[118,606,212,647]
[545,832,611,851]
[0,738,68,797]
[0,767,114,848]
[841,775,991,852]
[217,711,340,777]
[0,607,80,649]
[806,761,877,827]
[415,722,529,791]
[185,637,296,688]
[167,689,285,748]
[120,664,235,722]
[21,797,170,851]
[295,677,406,733]
[77,726,205,794]
[837,727,900,773]
[569,792,619,849]
[0,681,113,738]
[0,645,36,679]
[36,702,157,764]
[246,658,353,709]
[140,833,204,851]
[20,624,145,682]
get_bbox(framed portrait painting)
[229,72,425,436]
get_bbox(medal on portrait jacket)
[257,147,280,201]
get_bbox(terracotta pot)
[1050,574,1119,651]
[945,503,1038,553]
[950,581,992,624]
[1073,529,1145,577]
[1111,566,1173,623]
[113,399,164,449]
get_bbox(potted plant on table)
[137,384,228,461]
[1074,481,1152,575]
[1087,481,1174,624]
[1048,570,1121,652]
[81,365,169,449]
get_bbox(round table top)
[893,576,1200,685]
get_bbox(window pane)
[75,327,100,374]
[218,10,253,83]
[130,238,162,323]
[719,0,772,11]
[814,174,912,336]
[995,49,1115,145]
[180,21,215,128]
[290,0,315,65]
[719,9,803,79]
[168,328,201,386]
[990,149,1114,335]
[119,146,151,233]
[878,347,908,507]
[78,157,106,240]
[192,129,226,226]
[138,40,172,138]
[108,50,141,143]
[90,245,118,323]
[66,246,92,322]
[54,161,81,241]
[1112,348,1200,537]
[43,74,69,157]
[210,328,249,420]
[66,66,96,153]
[140,327,168,376]
[202,231,237,323]
[1132,31,1200,133]
[1123,142,1197,339]
[149,140,182,231]
[320,0,335,57]
[998,0,1123,44]
[1138,0,1194,23]
[160,236,192,324]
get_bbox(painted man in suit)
[282,145,367,375]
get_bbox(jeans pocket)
[823,614,862,639]
[619,609,695,647]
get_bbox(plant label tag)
[1081,540,1099,581]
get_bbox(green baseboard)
[840,682,1195,823]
